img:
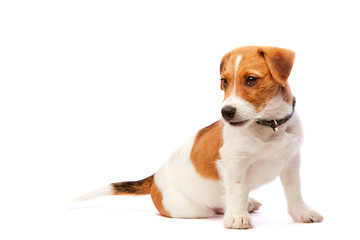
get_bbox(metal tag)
[272,120,279,132]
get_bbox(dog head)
[219,46,295,127]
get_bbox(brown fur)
[150,181,171,217]
[190,121,224,180]
[111,175,171,217]
[220,52,231,90]
[112,175,154,195]
[220,46,295,110]
[111,174,171,217]
[258,47,295,86]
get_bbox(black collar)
[256,97,296,132]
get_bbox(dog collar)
[256,97,296,132]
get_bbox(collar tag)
[272,120,279,132]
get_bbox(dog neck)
[256,97,296,131]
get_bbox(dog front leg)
[280,153,323,223]
[220,159,252,229]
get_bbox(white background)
[1,0,360,239]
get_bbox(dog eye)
[221,78,228,89]
[245,76,258,86]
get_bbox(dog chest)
[219,120,302,190]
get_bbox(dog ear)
[258,47,295,86]
[220,52,230,90]
[220,52,230,74]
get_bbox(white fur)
[260,92,293,120]
[73,185,113,203]
[234,55,242,85]
[218,99,303,228]
[222,93,256,125]
[155,135,223,218]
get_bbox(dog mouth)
[229,120,249,126]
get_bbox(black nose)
[221,106,236,121]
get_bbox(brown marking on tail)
[111,175,154,196]
[111,174,171,217]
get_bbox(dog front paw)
[223,215,253,229]
[289,206,323,223]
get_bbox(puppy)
[75,46,323,229]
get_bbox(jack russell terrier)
[76,46,323,229]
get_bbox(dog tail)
[73,175,154,202]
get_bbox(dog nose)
[221,106,236,121]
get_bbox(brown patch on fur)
[236,72,279,112]
[258,46,295,86]
[220,53,231,90]
[112,175,153,195]
[190,121,223,180]
[220,52,231,74]
[220,46,296,111]
[150,180,171,217]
